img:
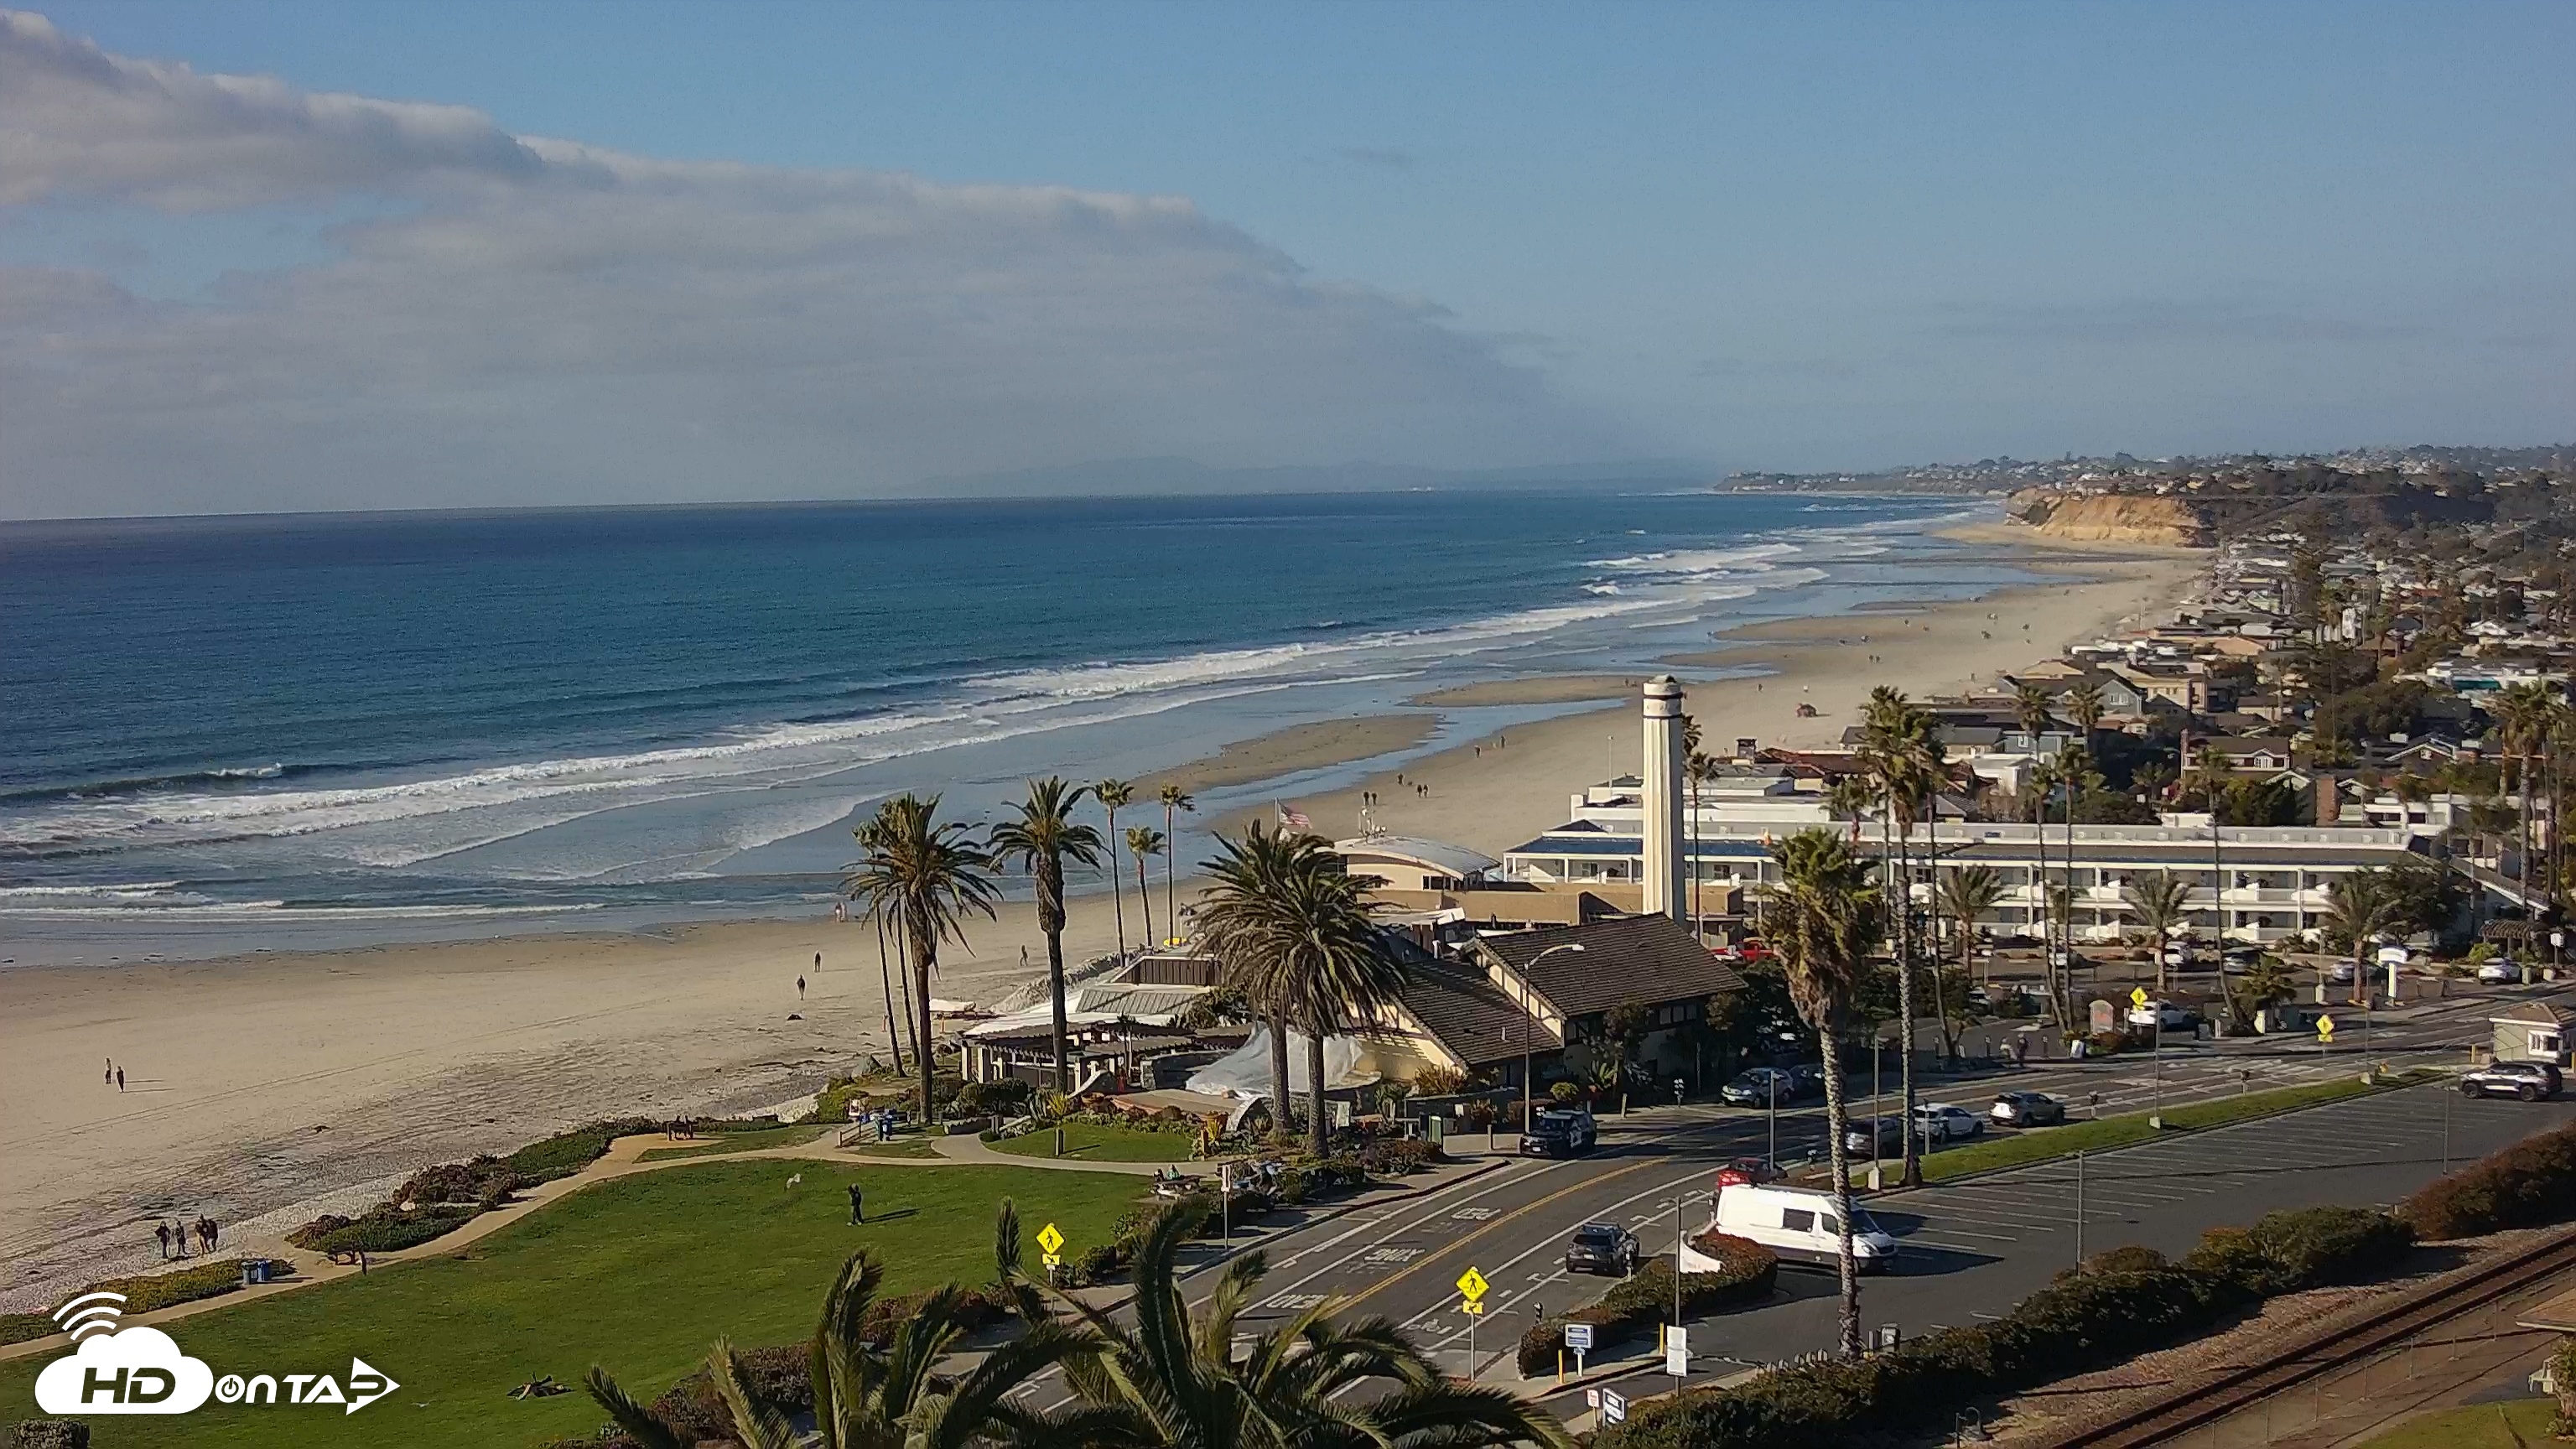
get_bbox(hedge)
[288,1205,481,1255]
[2397,1118,2576,1239]
[1595,1205,2415,1449]
[1514,1239,1778,1375]
[0,1258,292,1344]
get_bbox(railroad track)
[2032,1225,2576,1449]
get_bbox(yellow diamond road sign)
[2317,1015,2335,1043]
[2131,986,2150,1009]
[1456,1267,1488,1302]
[1036,1223,1065,1254]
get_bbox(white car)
[1912,1104,1986,1142]
[2127,1000,2196,1030]
[1710,1183,1899,1273]
[2480,959,2526,985]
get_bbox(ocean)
[0,489,2018,961]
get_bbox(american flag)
[1276,802,1311,828]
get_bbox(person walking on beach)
[797,975,807,1000]
[847,1182,865,1225]
[154,1222,171,1259]
[115,1067,124,1091]
[106,1058,113,1086]
[167,1218,185,1259]
[814,951,822,974]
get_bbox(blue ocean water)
[0,489,2011,958]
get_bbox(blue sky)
[3,2,2569,516]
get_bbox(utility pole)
[2074,1150,2086,1265]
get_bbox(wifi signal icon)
[53,1291,127,1342]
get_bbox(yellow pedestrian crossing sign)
[1036,1223,1065,1254]
[2316,1015,2335,1044]
[1462,1300,1486,1315]
[2130,986,2150,1009]
[1456,1267,1488,1302]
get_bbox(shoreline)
[0,518,2206,1309]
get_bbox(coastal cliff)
[2006,489,2214,548]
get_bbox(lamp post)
[1520,943,1587,1132]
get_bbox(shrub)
[396,1156,529,1210]
[1514,1247,1777,1375]
[2399,1119,2576,1239]
[288,1205,480,1254]
[1357,1136,1441,1176]
[954,1078,1032,1116]
[2247,1205,2415,1285]
[503,1116,661,1182]
[0,1259,291,1345]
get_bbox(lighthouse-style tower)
[1639,675,1686,922]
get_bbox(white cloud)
[0,11,1629,517]
[34,1326,215,1415]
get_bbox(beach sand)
[0,520,2203,1309]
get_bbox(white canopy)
[1185,1026,1378,1098]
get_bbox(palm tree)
[1939,865,2005,987]
[1761,828,1883,1359]
[1194,821,1306,1130]
[845,794,1000,1121]
[1195,821,1406,1160]
[989,777,1106,1094]
[2494,683,2555,911]
[1125,825,1166,948]
[1093,778,1135,957]
[1858,687,1942,1187]
[2123,871,2193,993]
[2013,680,2054,744]
[997,1202,1571,1449]
[2066,680,2106,745]
[586,1246,1091,1449]
[1824,774,1878,839]
[1688,750,1722,938]
[2323,870,2403,1005]
[2028,755,2064,1024]
[2229,955,2296,1033]
[1157,783,1195,947]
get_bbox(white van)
[1710,1184,1899,1274]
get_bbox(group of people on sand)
[154,1216,218,1259]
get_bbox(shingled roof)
[1473,914,1747,1020]
[1390,952,1537,1069]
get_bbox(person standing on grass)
[848,1182,865,1224]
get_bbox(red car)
[1714,1156,1784,1189]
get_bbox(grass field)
[1917,1072,2415,1182]
[2353,1396,2555,1447]
[989,1121,1196,1162]
[633,1124,824,1161]
[0,1161,1143,1449]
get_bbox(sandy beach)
[0,520,2202,1310]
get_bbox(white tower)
[1640,675,1686,922]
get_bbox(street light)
[1520,943,1586,1132]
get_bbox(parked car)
[1788,1063,1832,1096]
[1714,1156,1785,1188]
[1519,1106,1597,1157]
[1564,1221,1642,1275]
[2326,961,2357,985]
[1711,1184,1898,1273]
[1989,1090,2067,1127]
[1842,1114,1926,1158]
[2462,1061,2563,1101]
[2159,942,2194,969]
[2479,958,2526,985]
[2127,1000,2198,1031]
[1912,1104,1987,1143]
[1721,1067,1810,1107]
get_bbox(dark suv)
[1564,1221,1641,1275]
[2462,1061,2563,1101]
[1520,1106,1598,1156]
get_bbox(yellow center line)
[1337,1156,1669,1314]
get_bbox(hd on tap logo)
[33,1291,397,1417]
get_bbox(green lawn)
[0,1161,1143,1449]
[844,1137,941,1158]
[2353,1396,2556,1447]
[633,1124,824,1161]
[989,1121,1197,1162]
[1917,1072,2417,1182]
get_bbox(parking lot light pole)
[1768,1078,1779,1164]
[1521,943,1585,1133]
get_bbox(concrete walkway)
[932,1130,1178,1175]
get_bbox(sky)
[2,2,2570,518]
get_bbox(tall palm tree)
[1093,778,1135,958]
[2013,680,2055,745]
[1193,821,1306,1130]
[2123,871,2192,993]
[989,777,1105,1094]
[2495,683,2555,911]
[586,1246,1092,1449]
[1939,865,2005,987]
[1157,783,1195,947]
[1195,821,1406,1160]
[1762,828,1883,1359]
[998,1202,1571,1449]
[1824,774,1878,840]
[1125,825,1166,949]
[1688,750,1722,938]
[845,794,1000,1121]
[2323,870,2402,1005]
[2066,680,2106,745]
[1858,687,1942,1187]
[2028,755,2064,1024]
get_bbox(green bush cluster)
[1596,1206,2414,1449]
[288,1205,481,1255]
[394,1156,528,1211]
[2397,1118,2576,1239]
[1357,1137,1441,1176]
[501,1116,663,1182]
[0,1258,292,1345]
[953,1078,1034,1117]
[1514,1239,1779,1374]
